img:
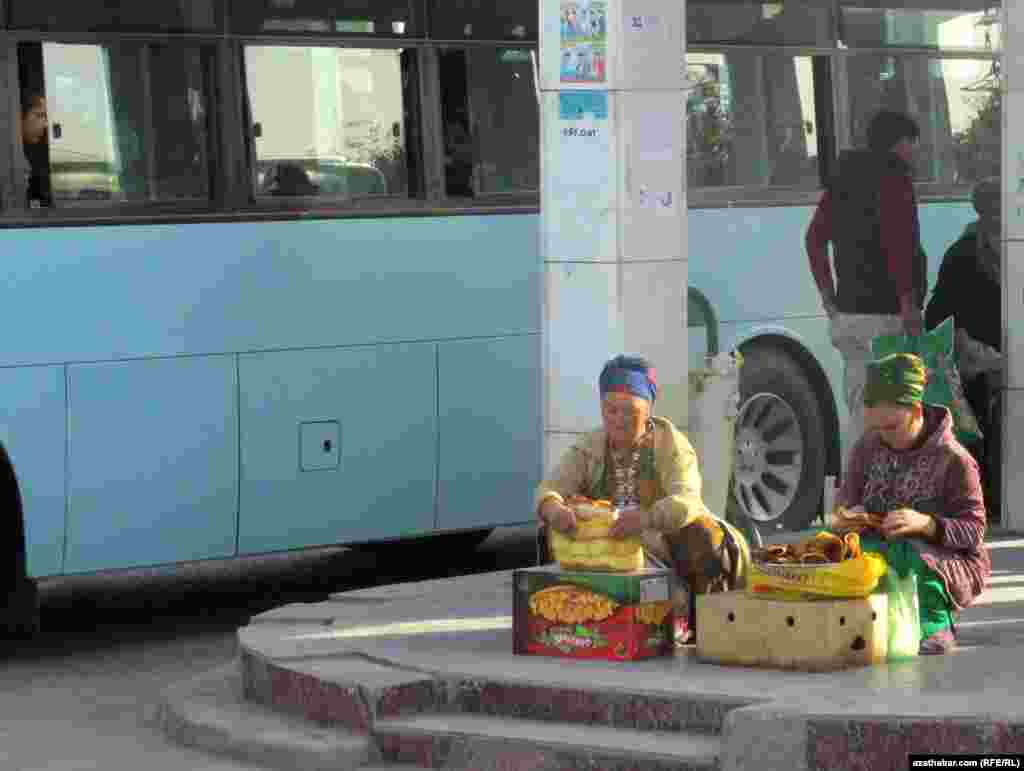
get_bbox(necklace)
[608,420,653,509]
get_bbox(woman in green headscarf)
[832,353,991,654]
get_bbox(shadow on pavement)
[7,527,537,659]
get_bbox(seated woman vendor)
[832,353,992,655]
[535,354,751,643]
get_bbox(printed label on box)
[514,570,674,661]
[641,578,669,603]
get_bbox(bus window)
[429,0,537,42]
[844,55,1001,185]
[839,2,1001,51]
[686,52,824,190]
[29,42,214,206]
[230,0,422,36]
[244,47,409,199]
[438,47,539,198]
[687,0,833,46]
[10,0,221,32]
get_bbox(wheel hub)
[734,427,768,483]
[732,392,804,526]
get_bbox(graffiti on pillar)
[560,0,607,83]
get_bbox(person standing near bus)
[925,177,1003,518]
[805,110,928,454]
[18,90,52,208]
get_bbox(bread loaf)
[549,497,645,572]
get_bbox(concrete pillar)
[538,0,688,472]
[1003,0,1024,531]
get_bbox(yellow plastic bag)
[549,503,645,572]
[749,552,888,599]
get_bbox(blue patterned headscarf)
[598,355,657,403]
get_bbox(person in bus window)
[18,91,52,208]
[831,353,991,655]
[271,163,318,196]
[534,355,751,645]
[805,110,928,451]
[444,115,475,197]
[925,177,1003,518]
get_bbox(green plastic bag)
[871,316,983,445]
[885,570,921,660]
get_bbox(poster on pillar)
[559,0,608,83]
[616,92,684,260]
[540,0,611,90]
[541,91,618,260]
[540,0,683,91]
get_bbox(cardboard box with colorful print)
[513,565,675,661]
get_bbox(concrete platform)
[159,568,1024,771]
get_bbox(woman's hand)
[540,498,577,534]
[608,506,649,538]
[880,508,937,540]
[829,505,865,530]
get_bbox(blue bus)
[684,1,1000,534]
[0,0,1002,634]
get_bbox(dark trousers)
[963,375,1001,520]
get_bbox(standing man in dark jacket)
[805,110,928,458]
[926,177,1003,518]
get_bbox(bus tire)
[733,345,827,533]
[0,443,39,640]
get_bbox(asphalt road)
[1,528,1023,771]
[0,526,538,771]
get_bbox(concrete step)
[241,648,441,733]
[375,713,721,771]
[442,673,758,734]
[240,646,758,736]
[157,664,373,771]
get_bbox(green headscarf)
[863,353,927,408]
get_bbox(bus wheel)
[732,345,826,533]
[0,444,39,641]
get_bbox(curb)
[720,701,1024,771]
[156,664,373,771]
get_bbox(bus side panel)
[0,216,540,369]
[688,206,824,324]
[918,202,976,288]
[437,335,543,532]
[687,202,973,328]
[65,356,238,573]
[237,343,437,553]
[0,366,66,578]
